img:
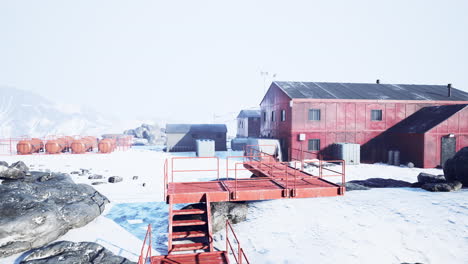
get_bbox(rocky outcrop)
[412,172,463,192]
[124,123,162,145]
[348,178,412,188]
[0,171,109,258]
[0,161,29,180]
[20,241,135,264]
[444,147,468,185]
[421,181,462,192]
[343,182,370,191]
[417,173,446,184]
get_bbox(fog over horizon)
[1,0,468,124]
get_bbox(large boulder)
[417,173,446,184]
[0,172,109,258]
[0,161,8,167]
[348,178,412,188]
[343,182,370,191]
[444,147,468,185]
[124,123,161,145]
[0,161,30,180]
[421,181,462,192]
[20,241,135,264]
[10,161,29,172]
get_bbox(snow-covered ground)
[2,149,467,264]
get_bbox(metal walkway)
[139,146,346,264]
[165,156,345,204]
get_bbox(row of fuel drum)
[16,136,117,155]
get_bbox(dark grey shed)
[165,124,227,152]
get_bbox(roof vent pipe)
[376,79,380,84]
[448,83,452,97]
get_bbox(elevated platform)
[140,147,346,264]
[166,159,345,204]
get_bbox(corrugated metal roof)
[165,124,227,134]
[387,104,468,133]
[237,109,261,118]
[273,81,468,101]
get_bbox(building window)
[308,139,320,151]
[371,110,383,121]
[281,110,286,122]
[263,112,267,123]
[271,111,275,122]
[308,109,321,121]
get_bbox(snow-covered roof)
[165,124,227,134]
[237,109,261,118]
[272,81,468,101]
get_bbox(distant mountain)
[0,86,116,138]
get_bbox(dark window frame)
[263,112,267,123]
[308,109,321,121]
[371,109,383,121]
[281,109,286,122]
[271,111,275,122]
[308,139,320,151]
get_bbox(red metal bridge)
[139,146,346,264]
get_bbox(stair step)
[171,242,209,252]
[173,209,206,215]
[173,219,206,227]
[152,252,228,264]
[172,230,207,239]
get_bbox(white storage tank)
[331,143,360,165]
[196,139,215,157]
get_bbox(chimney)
[448,83,452,97]
[376,79,380,84]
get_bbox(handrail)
[226,220,250,264]
[308,159,346,193]
[164,159,168,199]
[226,155,266,178]
[233,161,302,196]
[170,156,220,182]
[138,224,152,264]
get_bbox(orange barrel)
[62,136,74,151]
[98,138,116,153]
[16,139,43,155]
[71,136,98,154]
[83,136,98,150]
[31,138,44,152]
[45,138,67,154]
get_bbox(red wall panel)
[261,84,468,165]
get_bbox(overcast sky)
[1,0,467,124]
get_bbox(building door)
[441,136,456,167]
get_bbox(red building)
[260,81,468,168]
[236,110,261,138]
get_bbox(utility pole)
[260,71,277,94]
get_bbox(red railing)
[244,144,278,160]
[138,224,152,264]
[226,220,250,264]
[170,156,220,182]
[225,154,276,179]
[164,145,346,198]
[164,156,220,197]
[232,161,303,198]
[308,159,346,193]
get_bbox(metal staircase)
[168,194,214,254]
